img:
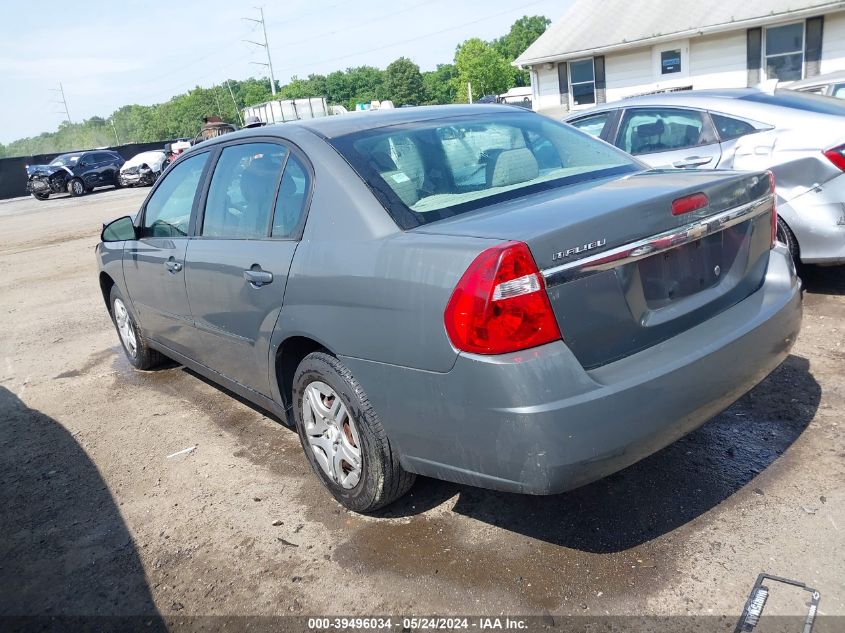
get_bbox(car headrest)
[487,148,539,188]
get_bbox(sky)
[0,0,571,144]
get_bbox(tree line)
[0,16,549,158]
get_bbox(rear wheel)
[68,178,85,197]
[292,352,414,512]
[776,217,799,262]
[109,285,165,370]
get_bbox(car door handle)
[165,259,183,273]
[244,269,273,287]
[673,156,713,168]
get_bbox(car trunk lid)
[416,169,774,368]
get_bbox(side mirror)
[101,216,137,242]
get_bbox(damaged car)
[118,150,167,187]
[26,150,124,200]
[566,89,845,265]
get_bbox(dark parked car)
[26,150,124,200]
[97,106,802,512]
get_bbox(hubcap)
[302,381,362,489]
[113,298,138,357]
[72,181,83,195]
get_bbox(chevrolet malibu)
[97,105,802,512]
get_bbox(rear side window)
[202,143,287,239]
[569,112,611,138]
[710,113,758,140]
[272,155,309,238]
[329,112,639,229]
[617,108,715,155]
[142,152,209,238]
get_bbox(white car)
[118,150,167,187]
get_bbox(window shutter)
[594,56,607,104]
[747,27,762,86]
[557,62,569,108]
[805,16,824,78]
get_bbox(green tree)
[453,38,513,102]
[492,15,551,87]
[422,63,458,104]
[384,57,424,106]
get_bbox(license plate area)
[639,223,745,309]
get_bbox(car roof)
[280,104,528,139]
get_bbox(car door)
[183,140,311,396]
[612,107,722,169]
[122,152,211,356]
[100,152,122,184]
[78,153,101,187]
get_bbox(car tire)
[67,178,85,197]
[776,217,799,262]
[292,352,415,512]
[31,192,49,201]
[109,285,165,370]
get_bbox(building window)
[765,22,804,81]
[569,58,595,107]
[661,50,682,74]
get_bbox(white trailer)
[242,97,331,125]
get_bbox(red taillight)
[444,241,562,355]
[823,144,845,171]
[768,170,777,248]
[671,192,709,216]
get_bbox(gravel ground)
[0,188,843,629]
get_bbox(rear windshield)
[742,90,845,116]
[329,112,640,229]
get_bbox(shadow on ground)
[800,264,845,296]
[0,386,165,628]
[376,354,820,553]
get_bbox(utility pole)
[225,78,244,126]
[242,7,277,96]
[50,83,72,124]
[109,118,121,145]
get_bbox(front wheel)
[31,192,49,201]
[109,285,165,370]
[67,178,85,197]
[292,352,414,512]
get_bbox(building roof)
[515,0,845,66]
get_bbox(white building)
[515,0,845,116]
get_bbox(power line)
[242,6,277,96]
[49,83,71,124]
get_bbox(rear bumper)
[341,247,802,494]
[784,173,845,265]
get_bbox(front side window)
[765,23,804,81]
[142,152,209,238]
[202,143,288,239]
[569,59,596,107]
[329,112,640,229]
[617,108,713,155]
[833,84,845,99]
[569,112,611,138]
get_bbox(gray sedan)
[566,89,845,265]
[97,105,801,512]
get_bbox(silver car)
[97,106,801,512]
[566,89,845,265]
[787,70,845,99]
